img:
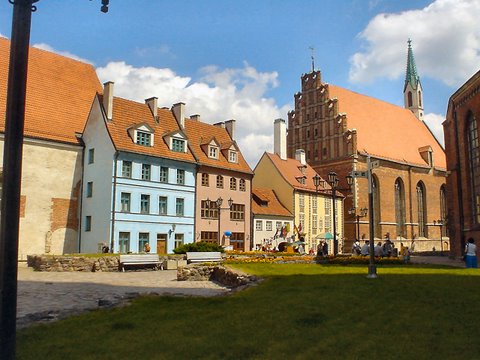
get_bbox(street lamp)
[433,219,445,256]
[315,172,353,255]
[349,207,368,241]
[206,197,234,246]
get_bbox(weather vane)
[309,46,315,72]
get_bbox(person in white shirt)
[361,241,370,256]
[465,238,477,268]
[374,242,383,257]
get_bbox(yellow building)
[253,119,344,254]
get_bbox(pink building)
[185,117,253,251]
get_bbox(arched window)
[395,178,406,238]
[418,90,422,107]
[467,112,480,224]
[416,181,427,237]
[230,177,237,191]
[440,185,447,237]
[407,91,413,107]
[372,175,381,238]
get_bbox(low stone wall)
[27,254,186,272]
[177,265,258,288]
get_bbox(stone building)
[286,41,447,252]
[444,70,480,257]
[0,38,101,259]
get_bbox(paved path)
[16,263,229,328]
[410,255,465,267]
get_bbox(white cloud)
[32,43,94,65]
[96,61,290,167]
[349,0,480,87]
[423,112,445,147]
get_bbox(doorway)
[156,233,167,254]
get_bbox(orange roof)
[184,119,252,174]
[252,188,292,217]
[104,96,196,163]
[0,37,102,144]
[265,152,333,194]
[328,85,446,168]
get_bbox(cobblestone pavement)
[410,255,465,267]
[16,263,229,328]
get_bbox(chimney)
[213,122,225,128]
[295,149,306,165]
[145,97,158,122]
[172,102,186,128]
[103,81,114,121]
[190,114,201,121]
[274,118,287,160]
[224,119,236,140]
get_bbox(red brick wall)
[50,181,80,232]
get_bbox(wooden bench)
[119,254,162,272]
[186,252,223,264]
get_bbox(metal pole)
[356,215,360,241]
[332,189,337,255]
[367,156,377,278]
[0,1,34,358]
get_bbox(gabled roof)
[264,152,332,194]
[102,95,196,163]
[185,119,252,174]
[252,188,293,217]
[328,85,446,169]
[0,37,102,144]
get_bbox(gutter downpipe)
[78,143,85,253]
[452,101,465,255]
[110,151,119,252]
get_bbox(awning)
[316,232,334,240]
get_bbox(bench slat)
[186,252,222,263]
[119,254,161,271]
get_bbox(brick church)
[287,41,447,252]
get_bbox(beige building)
[0,38,101,258]
[254,119,342,254]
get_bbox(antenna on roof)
[309,46,315,72]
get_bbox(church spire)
[403,39,424,121]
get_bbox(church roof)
[0,37,102,144]
[328,85,446,169]
[404,39,420,91]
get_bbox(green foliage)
[16,264,480,360]
[173,241,224,254]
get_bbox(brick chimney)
[274,118,287,160]
[172,102,185,128]
[145,97,158,122]
[103,81,114,121]
[225,119,236,140]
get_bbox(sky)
[1,0,479,167]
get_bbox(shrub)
[173,241,225,254]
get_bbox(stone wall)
[177,265,258,288]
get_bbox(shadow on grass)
[16,264,480,360]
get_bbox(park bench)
[186,252,223,264]
[119,254,162,272]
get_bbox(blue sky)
[1,0,479,166]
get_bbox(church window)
[467,113,480,224]
[307,130,310,138]
[407,91,413,107]
[416,182,427,237]
[418,91,422,107]
[394,178,406,238]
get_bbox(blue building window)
[159,196,168,215]
[174,234,184,249]
[142,164,151,181]
[136,131,151,146]
[122,161,132,178]
[172,139,185,152]
[176,198,184,216]
[138,233,149,253]
[85,216,92,231]
[121,192,131,212]
[177,169,185,185]
[88,148,95,164]
[86,181,93,198]
[141,194,150,214]
[160,166,169,183]
[119,232,130,253]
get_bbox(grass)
[16,264,480,360]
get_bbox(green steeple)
[404,39,420,91]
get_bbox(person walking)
[465,238,477,268]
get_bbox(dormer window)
[172,138,185,152]
[209,146,219,159]
[136,131,151,146]
[228,150,237,163]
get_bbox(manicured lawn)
[16,264,480,359]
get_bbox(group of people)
[352,238,411,262]
[315,241,329,257]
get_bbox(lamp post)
[349,207,368,241]
[433,219,445,256]
[314,172,353,255]
[206,197,233,246]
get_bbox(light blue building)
[80,82,197,254]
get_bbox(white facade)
[252,216,293,251]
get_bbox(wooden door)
[157,233,167,254]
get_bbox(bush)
[173,241,225,254]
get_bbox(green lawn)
[17,264,480,360]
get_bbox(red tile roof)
[328,85,446,169]
[104,96,196,163]
[185,119,252,174]
[0,37,102,144]
[252,187,292,217]
[264,152,333,194]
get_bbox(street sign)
[351,170,367,178]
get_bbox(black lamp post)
[314,172,353,255]
[349,207,368,241]
[206,197,233,246]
